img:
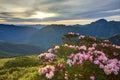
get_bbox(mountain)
[28,19,120,49]
[0,24,39,43]
[0,42,43,58]
[83,19,120,38]
[0,19,120,51]
[28,25,78,49]
[108,34,120,45]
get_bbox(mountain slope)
[29,25,79,49]
[0,19,120,50]
[0,42,43,57]
[109,34,120,45]
[0,24,39,43]
[83,19,120,38]
[29,19,120,49]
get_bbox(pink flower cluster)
[103,40,110,43]
[38,65,55,79]
[64,44,87,51]
[54,45,60,50]
[57,63,64,71]
[103,59,120,75]
[100,43,112,47]
[66,46,120,75]
[79,35,85,39]
[38,53,56,63]
[48,45,60,53]
[64,44,95,51]
[68,32,79,36]
[64,73,69,80]
[79,35,97,41]
[90,75,95,80]
[38,33,120,79]
[66,52,93,66]
[100,42,120,49]
[115,45,120,49]
[93,50,120,75]
[79,45,87,50]
[113,52,119,56]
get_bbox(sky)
[0,0,120,25]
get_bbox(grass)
[0,55,43,80]
[0,58,14,67]
[0,66,41,80]
[0,55,64,80]
[0,55,38,67]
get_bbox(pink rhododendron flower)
[76,33,79,36]
[69,53,75,58]
[54,45,60,50]
[115,45,120,49]
[90,75,95,80]
[39,65,55,79]
[64,44,68,47]
[65,73,69,80]
[79,45,87,50]
[48,48,53,53]
[57,63,64,71]
[88,47,95,51]
[66,59,73,66]
[46,71,54,79]
[68,32,74,35]
[38,53,56,63]
[113,52,119,56]
[79,35,85,39]
[94,60,100,65]
[104,40,110,43]
[92,43,97,47]
[69,45,76,49]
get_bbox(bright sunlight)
[31,11,57,19]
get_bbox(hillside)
[28,25,79,49]
[0,33,120,80]
[29,19,120,49]
[0,42,43,58]
[0,55,42,80]
[0,24,39,43]
[109,34,120,45]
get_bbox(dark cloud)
[0,0,120,23]
[6,18,41,22]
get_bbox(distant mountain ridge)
[28,19,120,49]
[0,19,120,54]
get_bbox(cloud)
[0,19,5,23]
[0,0,120,24]
[105,15,120,21]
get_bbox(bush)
[38,32,120,80]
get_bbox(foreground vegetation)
[0,55,42,80]
[0,32,120,80]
